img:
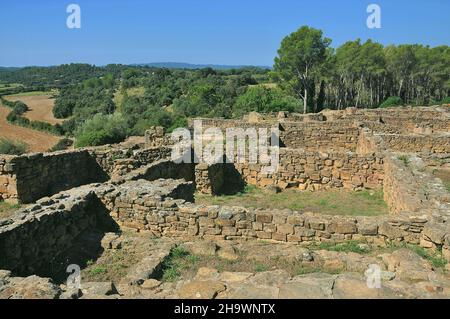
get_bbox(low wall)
[279,121,359,152]
[378,134,450,154]
[0,150,108,204]
[96,184,450,256]
[0,189,111,276]
[233,149,384,191]
[1,177,449,277]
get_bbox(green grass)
[397,155,410,167]
[159,246,193,282]
[254,263,270,272]
[311,240,371,254]
[6,91,53,97]
[89,266,108,276]
[0,202,21,219]
[196,187,388,216]
[406,244,447,269]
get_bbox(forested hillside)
[0,25,448,148]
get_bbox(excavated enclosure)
[0,106,449,291]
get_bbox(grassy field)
[0,83,23,93]
[6,90,54,97]
[0,202,21,219]
[196,185,388,216]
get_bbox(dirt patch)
[0,104,60,152]
[0,202,21,219]
[5,94,63,125]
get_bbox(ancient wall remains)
[232,149,384,191]
[279,121,359,151]
[0,151,108,204]
[0,189,112,276]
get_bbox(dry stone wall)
[0,189,111,276]
[279,121,359,152]
[232,149,384,191]
[0,150,108,204]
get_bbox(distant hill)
[132,62,271,70]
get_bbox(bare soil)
[5,94,63,125]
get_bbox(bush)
[233,86,301,116]
[379,96,403,108]
[0,138,29,155]
[440,97,450,104]
[12,101,29,114]
[49,138,73,152]
[75,113,128,147]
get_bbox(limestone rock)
[0,276,61,299]
[279,273,335,299]
[332,273,399,299]
[381,249,433,282]
[81,282,118,296]
[141,279,162,290]
[178,280,226,299]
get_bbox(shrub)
[49,138,73,152]
[233,86,301,116]
[0,138,29,155]
[75,113,128,147]
[12,101,29,114]
[379,96,403,108]
[440,97,450,104]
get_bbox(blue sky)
[0,0,449,67]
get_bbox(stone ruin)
[0,105,449,299]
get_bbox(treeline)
[54,67,282,146]
[273,26,450,112]
[0,64,131,89]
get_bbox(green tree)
[274,26,331,113]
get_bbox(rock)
[422,223,449,245]
[332,273,399,299]
[279,273,335,299]
[381,271,396,281]
[184,241,217,256]
[264,185,281,194]
[302,251,314,262]
[381,249,433,282]
[250,270,290,286]
[194,267,220,281]
[217,245,239,261]
[141,279,162,290]
[101,232,120,250]
[178,280,226,299]
[219,272,253,283]
[81,282,118,296]
[122,243,174,285]
[247,112,264,123]
[219,284,279,299]
[328,219,357,234]
[0,276,61,299]
[60,288,83,299]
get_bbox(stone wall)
[0,151,108,204]
[279,121,359,152]
[377,134,450,154]
[0,189,112,276]
[233,149,384,191]
[94,181,450,257]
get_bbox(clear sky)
[1,0,449,67]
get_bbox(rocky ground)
[1,231,449,299]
